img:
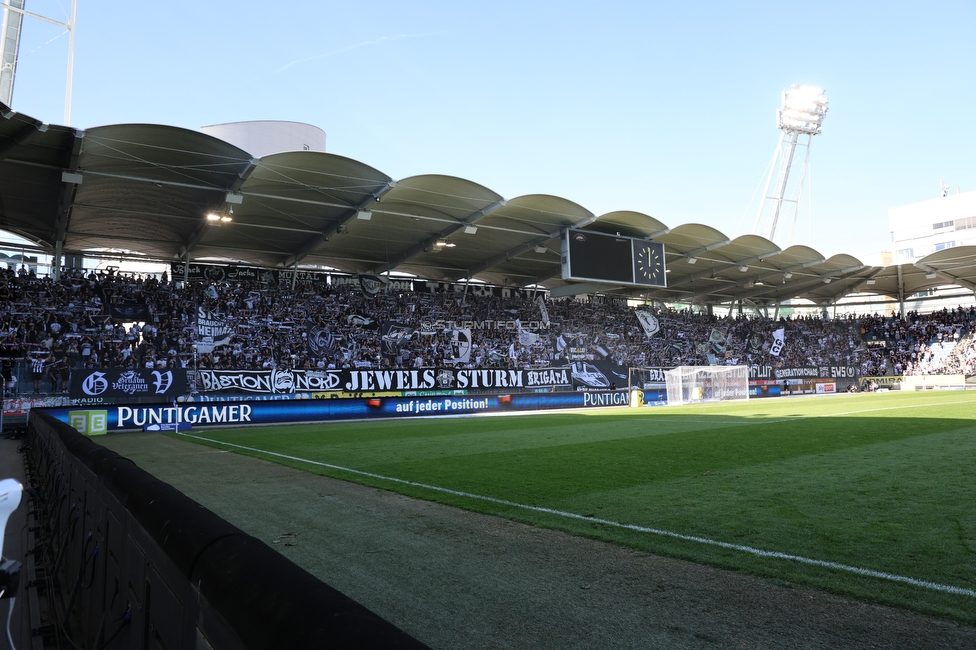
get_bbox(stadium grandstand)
[2,100,976,402]
[1,266,975,396]
[4,3,976,647]
[4,105,976,650]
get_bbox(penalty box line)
[177,431,976,599]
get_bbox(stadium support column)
[896,264,905,318]
[52,240,62,281]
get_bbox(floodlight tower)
[0,0,77,124]
[752,85,828,245]
[0,0,26,106]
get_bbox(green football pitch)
[174,390,976,622]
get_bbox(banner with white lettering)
[633,366,670,388]
[170,262,323,285]
[48,389,634,430]
[70,368,187,401]
[196,306,234,353]
[197,367,575,394]
[772,365,859,380]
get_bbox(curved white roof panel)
[0,102,962,306]
[201,120,326,157]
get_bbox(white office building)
[889,191,976,264]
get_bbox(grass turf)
[173,390,976,622]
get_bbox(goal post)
[665,366,749,405]
[627,367,670,407]
[628,367,669,391]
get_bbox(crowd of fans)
[1,264,975,396]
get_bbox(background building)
[200,120,326,157]
[889,190,976,264]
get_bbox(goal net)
[664,366,749,405]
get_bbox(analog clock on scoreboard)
[633,241,666,287]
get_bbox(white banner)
[196,306,234,353]
[770,327,786,357]
[635,310,660,337]
[453,328,472,363]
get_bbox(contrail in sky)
[276,32,447,73]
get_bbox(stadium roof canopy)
[1,102,973,309]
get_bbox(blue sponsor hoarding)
[42,390,635,431]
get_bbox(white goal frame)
[665,366,749,405]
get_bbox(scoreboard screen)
[562,229,666,287]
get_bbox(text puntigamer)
[116,404,253,427]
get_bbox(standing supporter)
[31,352,47,393]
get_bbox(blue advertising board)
[44,390,634,432]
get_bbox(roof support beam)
[451,238,548,281]
[51,130,85,280]
[848,267,886,294]
[668,250,785,289]
[180,157,261,260]
[79,169,244,193]
[229,158,258,194]
[0,121,48,161]
[732,265,865,303]
[780,257,827,274]
[825,264,865,279]
[915,262,976,292]
[370,198,507,275]
[669,239,731,262]
[281,180,397,268]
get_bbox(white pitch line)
[685,398,976,428]
[176,431,976,599]
[628,398,976,430]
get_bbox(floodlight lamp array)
[777,85,828,134]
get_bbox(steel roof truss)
[371,199,507,275]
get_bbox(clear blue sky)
[7,0,975,261]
